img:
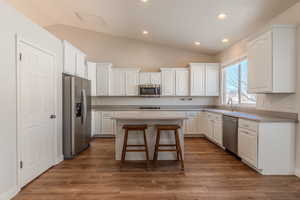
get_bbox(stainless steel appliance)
[63,74,91,159]
[139,84,161,97]
[223,115,239,155]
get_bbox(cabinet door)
[63,41,76,75]
[110,70,125,96]
[190,64,205,96]
[206,64,220,96]
[185,112,201,134]
[213,121,223,146]
[248,31,273,93]
[175,70,189,96]
[207,119,214,139]
[101,112,114,135]
[162,70,176,96]
[139,72,151,85]
[76,51,87,78]
[150,72,162,85]
[87,62,97,96]
[96,63,111,96]
[238,128,258,167]
[93,111,101,136]
[126,70,139,96]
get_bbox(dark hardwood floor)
[14,138,300,200]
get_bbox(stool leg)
[175,130,180,161]
[153,129,161,163]
[121,129,129,164]
[143,129,150,168]
[175,129,184,170]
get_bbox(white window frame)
[221,56,256,107]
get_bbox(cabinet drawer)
[102,112,113,118]
[207,112,222,121]
[239,119,258,132]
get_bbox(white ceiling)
[6,0,300,55]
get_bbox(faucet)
[227,97,234,111]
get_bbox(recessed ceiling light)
[218,13,227,20]
[222,38,229,43]
[141,0,148,2]
[142,30,149,35]
[194,41,201,46]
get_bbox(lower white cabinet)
[206,112,223,146]
[92,111,114,137]
[238,119,295,175]
[185,112,202,135]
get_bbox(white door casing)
[17,38,57,188]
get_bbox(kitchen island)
[112,111,187,161]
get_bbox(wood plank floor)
[14,138,300,200]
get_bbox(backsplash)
[256,93,297,113]
[92,96,218,106]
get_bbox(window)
[222,59,256,105]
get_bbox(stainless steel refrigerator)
[63,74,91,159]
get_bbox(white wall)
[217,2,300,176]
[46,24,217,72]
[0,1,63,199]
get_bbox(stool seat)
[154,124,184,170]
[156,125,180,130]
[123,125,148,130]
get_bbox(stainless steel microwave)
[139,84,161,97]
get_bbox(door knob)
[50,114,56,119]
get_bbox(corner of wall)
[295,168,300,178]
[0,185,19,200]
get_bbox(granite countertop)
[91,105,298,123]
[112,116,188,120]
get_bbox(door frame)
[15,35,59,190]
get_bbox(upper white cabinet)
[189,63,220,96]
[125,69,140,96]
[161,69,176,96]
[248,25,296,93]
[96,63,112,96]
[139,72,161,85]
[76,50,87,78]
[175,69,189,96]
[87,62,97,96]
[63,41,76,75]
[63,40,87,79]
[206,63,220,96]
[110,69,126,96]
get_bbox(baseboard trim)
[295,168,300,177]
[0,186,19,200]
[55,155,64,165]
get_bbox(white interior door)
[18,40,55,187]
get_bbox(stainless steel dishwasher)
[223,115,239,155]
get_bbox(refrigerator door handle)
[81,89,87,125]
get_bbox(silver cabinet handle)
[50,114,56,119]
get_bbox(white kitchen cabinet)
[161,69,176,96]
[139,72,151,85]
[110,69,126,96]
[150,72,161,85]
[189,63,206,96]
[76,50,87,78]
[101,112,114,135]
[87,62,97,96]
[63,41,76,75]
[206,112,223,147]
[185,112,202,135]
[139,72,162,85]
[247,25,296,93]
[96,63,112,96]
[92,111,101,136]
[206,63,219,96]
[125,69,140,96]
[175,69,189,96]
[238,119,295,175]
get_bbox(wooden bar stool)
[153,125,184,170]
[121,125,149,168]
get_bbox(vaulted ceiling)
[6,0,300,55]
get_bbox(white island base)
[113,112,186,161]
